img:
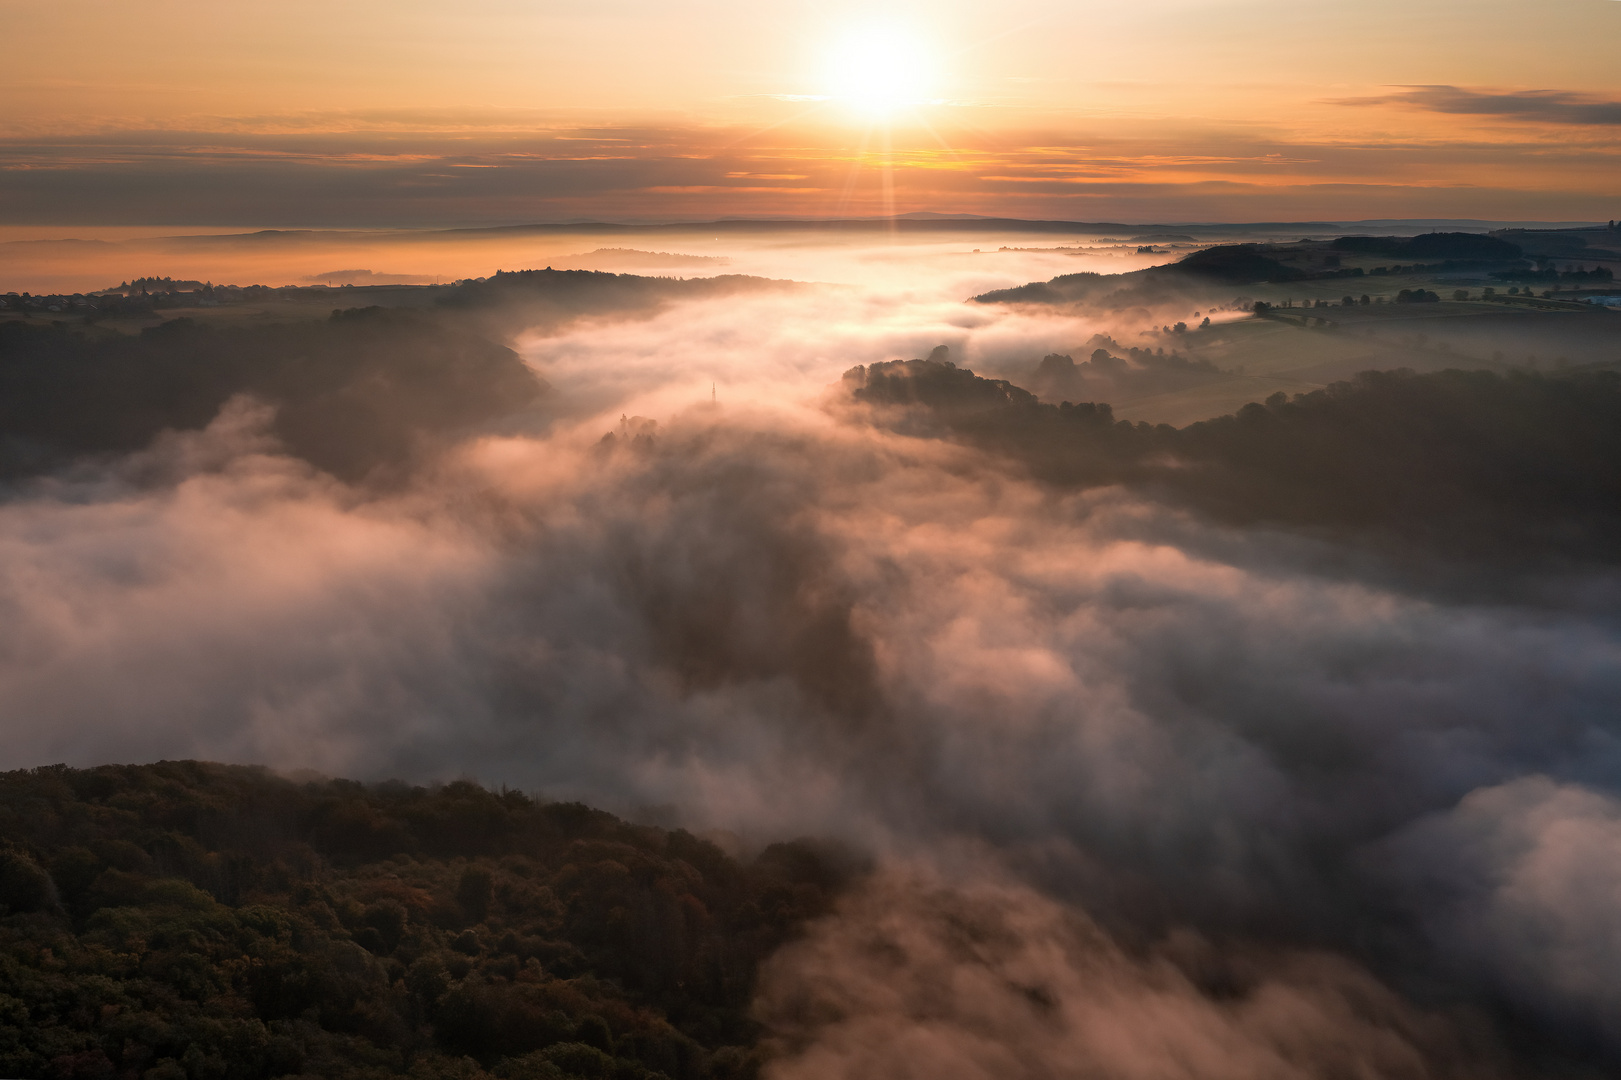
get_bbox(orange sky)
[2,0,1618,224]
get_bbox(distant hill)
[972,232,1531,299]
[303,269,435,286]
[1331,233,1522,260]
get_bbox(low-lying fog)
[4,227,1621,1076]
[0,223,1184,297]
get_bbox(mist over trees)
[0,310,544,483]
[1027,336,1225,404]
[0,269,811,485]
[846,352,1621,569]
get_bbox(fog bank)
[3,250,1620,1074]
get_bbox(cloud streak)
[4,112,1618,226]
[1341,85,1621,126]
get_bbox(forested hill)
[843,357,1621,568]
[0,271,804,486]
[0,310,545,484]
[0,762,854,1080]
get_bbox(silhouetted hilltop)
[434,269,801,339]
[0,761,855,1080]
[1169,234,1524,285]
[1331,233,1523,261]
[1171,244,1310,284]
[972,233,1536,302]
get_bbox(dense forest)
[844,354,1621,567]
[0,763,854,1080]
[0,310,543,483]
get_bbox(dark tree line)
[0,310,545,484]
[431,271,798,341]
[1490,266,1614,284]
[0,762,856,1080]
[845,356,1621,568]
[1330,233,1523,261]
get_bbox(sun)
[825,26,934,118]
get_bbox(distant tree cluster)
[0,762,854,1080]
[1026,337,1222,404]
[104,278,213,296]
[1490,266,1614,284]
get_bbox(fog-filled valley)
[3,224,1621,1079]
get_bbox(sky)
[3,0,1619,226]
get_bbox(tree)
[457,865,494,923]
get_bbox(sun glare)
[825,26,934,117]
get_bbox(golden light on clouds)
[0,0,1617,223]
